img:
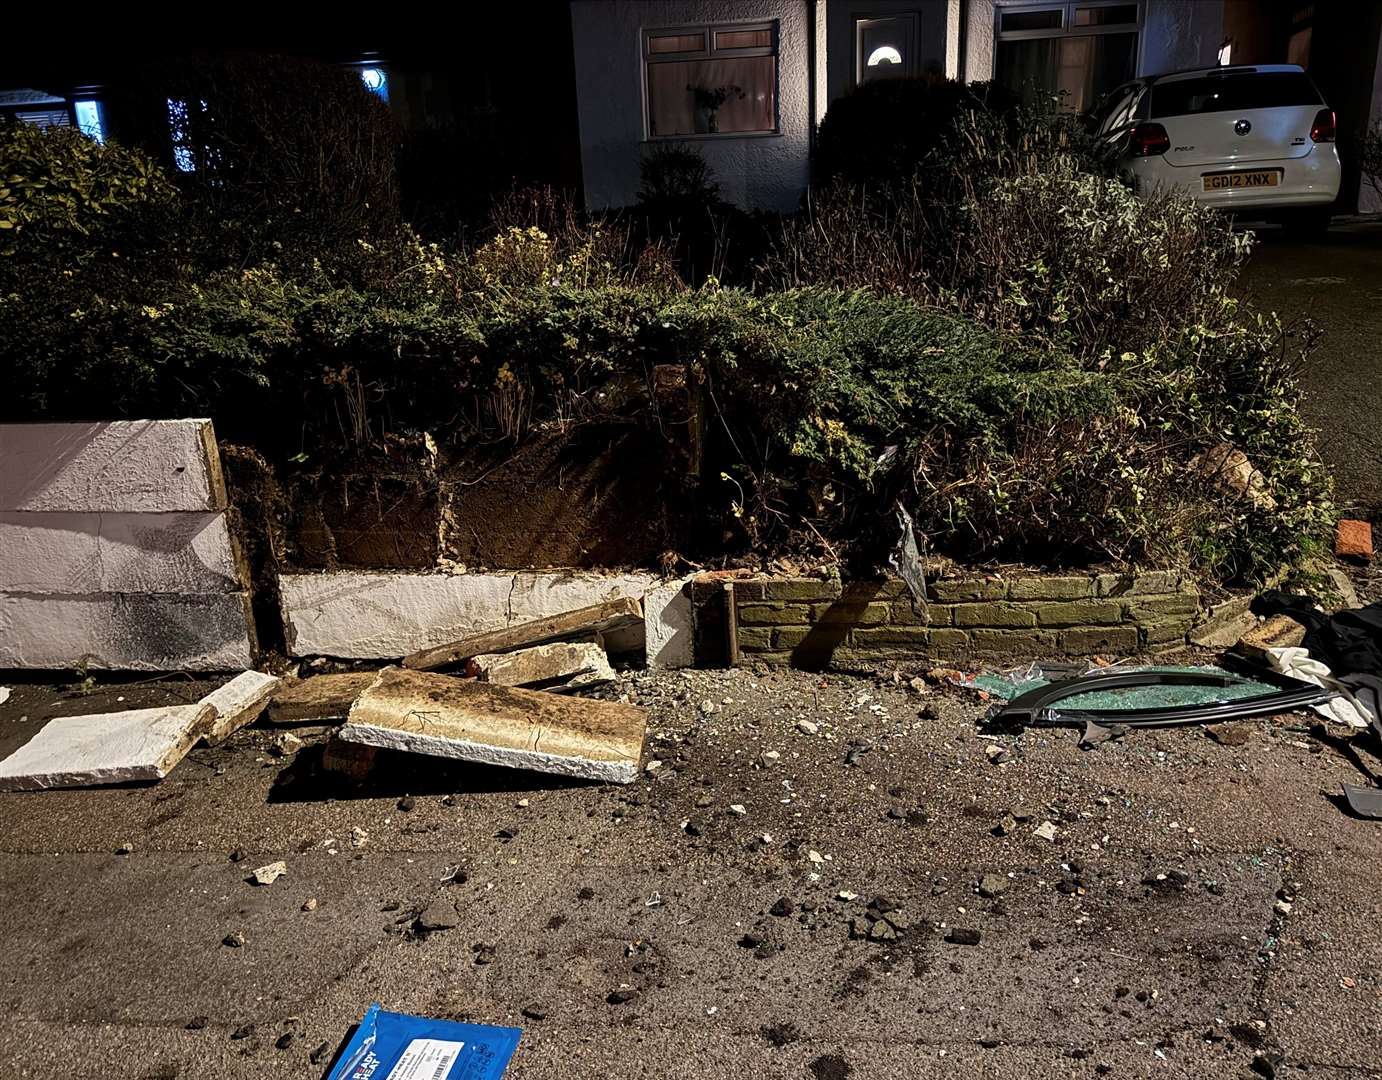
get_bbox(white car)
[1095,64,1340,231]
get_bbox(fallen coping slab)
[267,671,379,724]
[339,666,648,784]
[402,597,643,672]
[471,641,614,691]
[0,703,214,791]
[199,670,281,744]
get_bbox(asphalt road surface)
[2,664,1380,1079]
[1238,219,1382,517]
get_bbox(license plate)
[1202,170,1281,191]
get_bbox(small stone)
[977,874,1008,899]
[759,751,781,768]
[985,744,1012,764]
[700,700,716,716]
[517,798,530,808]
[994,814,1018,836]
[497,826,519,840]
[275,1031,295,1051]
[947,927,982,946]
[473,943,497,965]
[869,894,902,914]
[797,719,819,735]
[441,795,456,807]
[695,793,713,808]
[684,819,705,837]
[1033,821,1059,842]
[230,1022,256,1040]
[309,1041,331,1065]
[415,899,459,932]
[522,1004,548,1021]
[729,804,747,816]
[770,896,794,917]
[186,1015,209,1030]
[1011,807,1036,822]
[807,850,825,864]
[229,848,246,863]
[251,861,287,886]
[350,826,369,849]
[271,732,305,758]
[1274,899,1292,917]
[301,897,318,912]
[222,931,245,948]
[397,795,416,812]
[607,988,638,1005]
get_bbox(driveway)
[1237,219,1382,517]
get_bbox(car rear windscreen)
[1150,72,1321,118]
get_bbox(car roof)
[1144,64,1307,86]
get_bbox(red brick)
[1335,519,1373,561]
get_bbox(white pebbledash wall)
[0,420,257,671]
[570,0,815,211]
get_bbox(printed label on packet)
[383,1038,465,1080]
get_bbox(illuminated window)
[359,67,389,102]
[643,23,777,137]
[856,16,917,83]
[74,100,105,143]
[995,2,1141,112]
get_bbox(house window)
[643,23,777,137]
[74,100,106,143]
[994,2,1140,112]
[856,15,919,84]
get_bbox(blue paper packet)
[326,1003,521,1080]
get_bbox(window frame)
[641,20,781,141]
[993,1,1143,111]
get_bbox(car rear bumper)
[1129,147,1340,209]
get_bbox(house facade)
[570,0,1382,212]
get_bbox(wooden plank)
[267,671,379,723]
[402,597,643,671]
[0,591,255,671]
[0,511,243,594]
[0,703,214,790]
[724,581,740,668]
[339,666,647,784]
[0,420,226,512]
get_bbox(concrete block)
[849,626,931,648]
[643,574,694,667]
[1007,576,1095,601]
[1140,618,1195,647]
[0,703,214,790]
[736,627,774,651]
[737,602,810,626]
[1058,626,1139,654]
[0,591,254,671]
[0,420,226,512]
[1189,593,1256,649]
[1234,613,1306,660]
[1124,591,1200,618]
[927,628,973,652]
[268,671,379,723]
[340,666,647,784]
[403,598,641,671]
[0,512,242,594]
[473,642,613,690]
[200,670,280,743]
[278,570,659,659]
[954,603,1037,629]
[1032,600,1125,627]
[1095,570,1185,597]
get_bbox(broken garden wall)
[0,421,257,670]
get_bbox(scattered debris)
[302,897,318,912]
[1335,519,1373,561]
[470,641,614,691]
[324,1004,520,1080]
[1235,615,1307,662]
[797,719,819,735]
[222,932,245,948]
[250,861,287,886]
[270,732,305,758]
[0,703,214,791]
[946,927,982,946]
[0,687,10,706]
[350,826,369,849]
[1208,722,1254,747]
[977,874,1008,898]
[1342,784,1382,820]
[268,671,378,724]
[402,597,643,672]
[415,898,459,933]
[339,666,648,785]
[1190,442,1276,511]
[114,841,133,856]
[199,670,280,744]
[1078,720,1127,749]
[1033,821,1059,842]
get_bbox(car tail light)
[1129,122,1170,157]
[1310,108,1336,142]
